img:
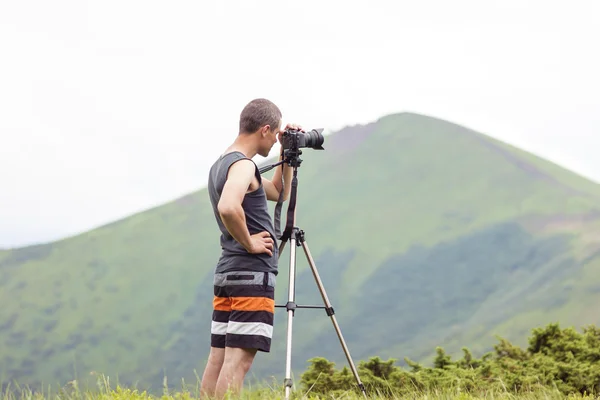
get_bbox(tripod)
[259,146,367,400]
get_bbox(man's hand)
[248,231,275,257]
[263,122,304,202]
[277,123,305,144]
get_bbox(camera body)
[282,128,325,151]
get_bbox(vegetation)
[299,322,600,398]
[1,112,600,393]
[2,323,599,399]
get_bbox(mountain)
[1,112,600,392]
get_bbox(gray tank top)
[207,151,278,275]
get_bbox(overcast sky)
[1,0,598,248]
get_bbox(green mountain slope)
[1,112,600,392]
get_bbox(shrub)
[299,323,600,397]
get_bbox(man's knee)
[207,347,226,366]
[224,347,257,373]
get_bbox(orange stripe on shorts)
[231,296,275,313]
[213,296,232,311]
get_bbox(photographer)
[200,98,302,399]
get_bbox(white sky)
[0,0,598,248]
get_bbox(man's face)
[271,121,282,148]
[258,122,281,157]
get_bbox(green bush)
[299,323,600,397]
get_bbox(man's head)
[239,98,282,157]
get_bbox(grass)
[2,374,597,400]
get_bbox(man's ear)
[260,125,270,136]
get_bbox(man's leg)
[200,281,231,398]
[214,347,257,398]
[200,346,225,397]
[213,271,276,399]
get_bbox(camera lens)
[304,129,325,150]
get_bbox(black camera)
[282,128,325,151]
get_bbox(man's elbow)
[274,188,290,202]
[217,201,237,218]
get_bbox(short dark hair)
[239,98,282,134]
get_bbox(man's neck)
[225,134,258,159]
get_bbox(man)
[200,98,300,398]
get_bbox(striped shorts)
[211,270,276,352]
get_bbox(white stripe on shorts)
[211,321,228,335]
[227,320,273,338]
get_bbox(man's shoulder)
[210,152,254,175]
[227,157,256,178]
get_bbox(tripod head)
[258,148,303,174]
[258,127,324,242]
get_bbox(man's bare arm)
[218,159,273,256]
[218,159,255,250]
[263,153,292,202]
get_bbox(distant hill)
[1,112,600,392]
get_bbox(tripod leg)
[299,236,367,398]
[282,233,297,400]
[278,238,287,258]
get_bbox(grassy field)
[3,381,597,400]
